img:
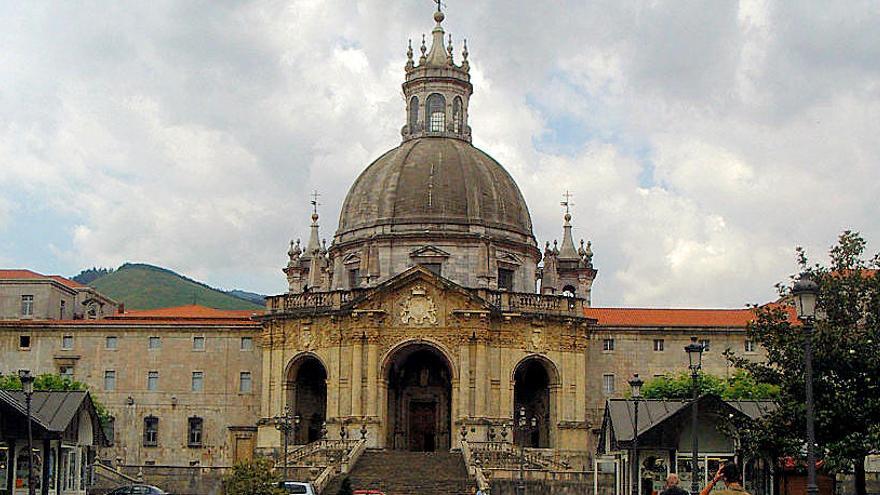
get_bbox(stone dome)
[337,137,534,240]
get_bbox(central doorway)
[385,343,452,451]
[408,401,437,451]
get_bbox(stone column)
[351,338,363,417]
[475,342,488,417]
[366,342,379,417]
[328,345,340,418]
[458,344,470,418]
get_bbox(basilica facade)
[254,8,754,472]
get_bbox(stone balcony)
[264,288,586,318]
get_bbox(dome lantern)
[401,7,473,143]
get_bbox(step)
[324,450,473,495]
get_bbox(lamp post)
[514,405,538,495]
[629,374,644,495]
[792,272,819,495]
[684,337,705,495]
[18,370,36,495]
[272,406,301,482]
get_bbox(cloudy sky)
[1,0,878,307]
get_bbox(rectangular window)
[497,268,514,291]
[700,339,711,352]
[143,417,159,446]
[19,335,31,349]
[420,262,442,277]
[191,371,204,392]
[147,371,159,391]
[148,336,161,349]
[348,268,360,288]
[106,336,118,349]
[21,295,34,317]
[104,370,116,391]
[745,339,756,353]
[59,366,74,381]
[239,372,253,393]
[602,338,615,352]
[187,417,204,447]
[192,336,205,351]
[653,339,665,352]
[603,374,615,395]
[240,337,254,351]
[60,300,66,319]
[104,416,115,445]
[62,335,74,350]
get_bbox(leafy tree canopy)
[729,230,880,495]
[223,458,285,495]
[640,370,779,400]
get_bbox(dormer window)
[426,93,446,132]
[409,96,419,131]
[498,268,514,291]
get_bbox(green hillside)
[87,263,263,310]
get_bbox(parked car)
[278,481,317,495]
[107,485,167,495]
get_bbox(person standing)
[699,463,750,495]
[660,474,689,495]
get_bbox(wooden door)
[408,401,437,452]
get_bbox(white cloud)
[0,0,878,306]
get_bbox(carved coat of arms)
[400,286,438,326]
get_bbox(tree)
[729,231,880,495]
[223,458,285,495]
[336,477,354,495]
[640,370,779,400]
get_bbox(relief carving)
[399,285,438,326]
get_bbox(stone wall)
[0,321,262,468]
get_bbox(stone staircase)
[323,449,473,495]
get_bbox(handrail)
[461,440,490,493]
[467,440,572,472]
[93,461,141,484]
[277,438,366,494]
[267,288,585,317]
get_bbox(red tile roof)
[111,304,259,319]
[0,304,260,327]
[0,269,83,289]
[585,304,798,328]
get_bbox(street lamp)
[272,406,301,482]
[684,337,705,495]
[629,374,644,495]
[18,370,35,495]
[792,272,819,495]
[514,405,538,495]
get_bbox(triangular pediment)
[496,251,524,265]
[408,245,451,258]
[349,265,495,315]
[342,253,362,265]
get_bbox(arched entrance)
[384,343,453,451]
[513,356,557,448]
[285,354,328,444]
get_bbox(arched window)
[426,93,446,132]
[409,96,419,131]
[453,97,463,133]
[562,285,576,298]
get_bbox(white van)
[279,481,317,495]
